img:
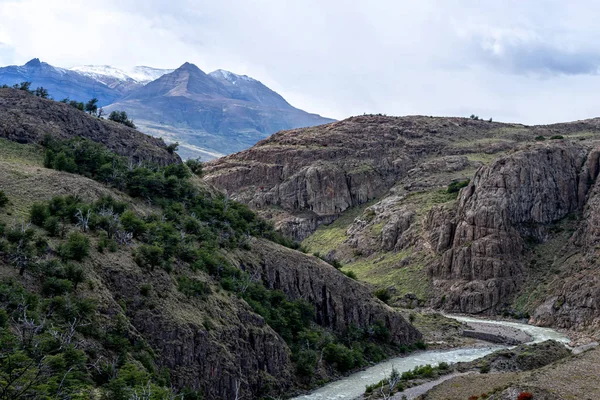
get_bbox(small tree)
[166,142,179,154]
[185,158,203,176]
[85,98,99,115]
[34,87,49,98]
[108,110,136,128]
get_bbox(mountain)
[0,59,334,159]
[0,87,420,398]
[104,62,335,160]
[204,114,600,332]
[0,58,121,105]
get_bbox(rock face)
[241,239,422,344]
[530,149,600,330]
[205,115,527,241]
[0,88,179,165]
[428,143,593,314]
[96,252,293,399]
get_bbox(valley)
[1,87,600,399]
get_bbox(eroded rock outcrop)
[428,143,592,314]
[205,116,524,240]
[239,239,422,345]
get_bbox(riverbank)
[291,315,570,400]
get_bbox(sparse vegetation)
[447,179,470,194]
[108,110,136,128]
[0,191,8,208]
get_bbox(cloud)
[458,24,600,75]
[1,0,600,124]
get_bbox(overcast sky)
[0,0,599,123]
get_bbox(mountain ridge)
[0,58,335,159]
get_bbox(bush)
[294,349,318,377]
[134,244,164,271]
[0,191,8,207]
[166,143,179,154]
[550,135,564,140]
[177,277,211,298]
[479,362,490,373]
[343,270,358,280]
[185,158,203,176]
[42,277,73,296]
[108,111,136,128]
[534,135,546,141]
[140,284,152,297]
[447,179,470,194]
[43,216,61,237]
[374,288,391,304]
[323,343,358,372]
[30,202,49,225]
[60,232,90,261]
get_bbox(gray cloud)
[1,0,600,124]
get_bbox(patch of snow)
[209,69,257,83]
[70,65,174,84]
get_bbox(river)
[291,315,570,400]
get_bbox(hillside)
[204,115,600,334]
[0,88,179,165]
[0,92,420,399]
[105,62,335,159]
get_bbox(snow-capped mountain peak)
[69,65,174,84]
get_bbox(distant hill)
[0,59,335,159]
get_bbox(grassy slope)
[424,348,600,399]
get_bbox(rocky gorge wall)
[427,142,597,314]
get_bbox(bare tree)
[379,366,400,400]
[75,208,91,232]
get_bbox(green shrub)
[30,202,49,225]
[343,270,358,280]
[447,179,470,194]
[59,232,90,261]
[43,216,61,237]
[177,277,211,298]
[550,135,564,140]
[42,277,73,296]
[294,349,318,377]
[480,362,490,373]
[134,244,164,271]
[0,191,8,207]
[323,343,359,372]
[374,288,392,304]
[140,284,152,297]
[185,158,203,176]
[535,135,546,141]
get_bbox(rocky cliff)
[0,88,179,165]
[428,143,592,314]
[206,115,600,334]
[239,239,421,344]
[204,115,534,241]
